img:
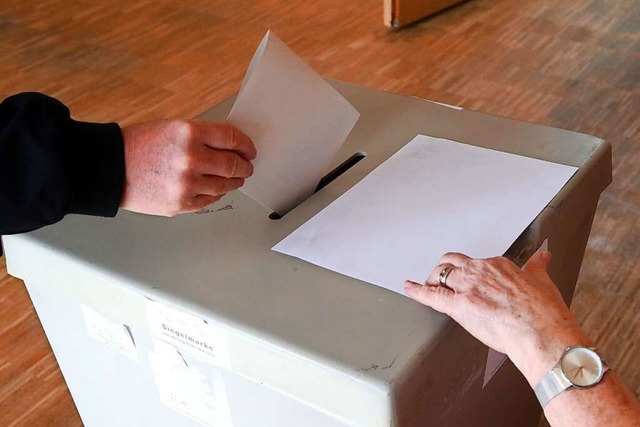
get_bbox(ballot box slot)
[269,152,366,220]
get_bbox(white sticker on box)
[81,305,137,360]
[149,344,233,427]
[145,299,231,370]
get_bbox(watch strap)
[534,366,571,408]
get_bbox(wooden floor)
[1,0,639,425]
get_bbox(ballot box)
[3,82,611,427]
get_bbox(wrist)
[508,325,592,387]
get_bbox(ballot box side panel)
[22,277,353,427]
[457,357,540,427]
[23,280,181,427]
[391,323,540,427]
[549,201,599,305]
[5,233,394,426]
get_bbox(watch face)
[560,347,604,387]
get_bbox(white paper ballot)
[273,135,577,295]
[227,31,360,215]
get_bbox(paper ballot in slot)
[227,31,360,216]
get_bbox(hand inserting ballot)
[120,120,256,216]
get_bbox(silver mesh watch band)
[534,367,572,408]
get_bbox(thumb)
[523,250,552,276]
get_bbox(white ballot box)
[4,82,611,427]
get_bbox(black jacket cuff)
[65,120,125,218]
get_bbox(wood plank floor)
[1,0,639,425]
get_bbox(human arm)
[404,252,640,427]
[0,92,255,235]
[0,92,124,235]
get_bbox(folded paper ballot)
[273,135,578,296]
[227,31,360,215]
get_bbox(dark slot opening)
[269,152,367,220]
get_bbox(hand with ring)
[404,251,589,387]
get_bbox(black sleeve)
[0,92,125,236]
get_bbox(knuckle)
[488,257,516,275]
[174,149,196,174]
[495,256,512,267]
[185,153,199,173]
[468,258,482,266]
[481,258,499,271]
[169,119,193,143]
[468,259,486,271]
[457,265,471,278]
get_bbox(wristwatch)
[534,346,609,408]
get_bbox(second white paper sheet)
[227,31,360,215]
[273,135,577,295]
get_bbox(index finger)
[404,280,455,315]
[192,121,257,160]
